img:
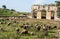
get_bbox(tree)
[2,5,6,9]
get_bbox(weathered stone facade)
[31,5,58,20]
[31,1,59,20]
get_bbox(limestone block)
[46,11,51,20]
[54,11,58,20]
[37,11,41,19]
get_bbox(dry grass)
[0,18,60,39]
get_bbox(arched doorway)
[41,10,46,19]
[51,11,55,19]
[33,9,37,18]
[57,7,60,18]
[57,11,60,18]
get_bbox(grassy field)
[0,18,60,39]
[0,8,29,16]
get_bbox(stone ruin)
[30,1,60,20]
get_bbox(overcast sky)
[0,0,56,12]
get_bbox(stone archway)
[57,7,60,18]
[41,10,46,19]
[51,11,55,19]
[57,11,60,18]
[33,9,37,18]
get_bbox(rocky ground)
[0,18,60,39]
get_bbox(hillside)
[0,8,29,16]
[0,18,60,39]
[0,5,60,39]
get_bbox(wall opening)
[57,7,60,18]
[51,11,54,19]
[41,10,46,19]
[33,9,37,18]
[57,11,60,18]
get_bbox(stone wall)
[31,5,58,20]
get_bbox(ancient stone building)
[31,1,60,20]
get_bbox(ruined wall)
[31,5,58,20]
